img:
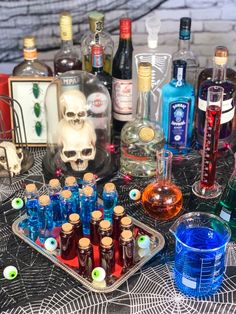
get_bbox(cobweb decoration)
[226,242,236,267]
[0,223,11,253]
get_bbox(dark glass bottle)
[99,236,115,276]
[119,230,135,270]
[60,222,76,260]
[98,220,113,241]
[120,216,134,233]
[90,210,103,245]
[112,18,133,133]
[197,46,236,149]
[113,205,126,241]
[78,237,94,278]
[54,12,82,75]
[68,213,83,244]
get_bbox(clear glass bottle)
[83,172,97,198]
[142,149,183,221]
[98,220,113,241]
[172,17,199,88]
[25,183,38,217]
[48,178,63,226]
[120,62,164,177]
[81,11,114,74]
[54,12,82,76]
[64,176,80,214]
[38,195,53,243]
[119,230,135,270]
[99,236,115,276]
[120,216,134,234]
[68,213,83,244]
[60,189,77,222]
[80,186,96,235]
[90,210,103,245]
[161,60,195,155]
[60,222,76,260]
[77,237,94,278]
[102,182,118,222]
[113,205,126,241]
[13,35,53,77]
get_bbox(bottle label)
[168,101,190,147]
[95,20,103,32]
[198,97,234,124]
[112,78,132,121]
[220,207,231,222]
[87,92,108,114]
[179,29,190,40]
[92,54,103,68]
[23,48,37,60]
[138,127,155,142]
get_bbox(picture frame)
[8,76,59,146]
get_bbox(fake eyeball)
[3,266,18,280]
[11,198,24,210]
[129,189,141,201]
[92,267,106,282]
[44,237,58,252]
[137,235,150,249]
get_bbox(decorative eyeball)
[129,189,141,201]
[91,267,106,282]
[44,237,58,252]
[3,266,18,280]
[137,234,150,249]
[11,198,24,210]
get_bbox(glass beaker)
[170,212,231,297]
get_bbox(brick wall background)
[0,0,236,73]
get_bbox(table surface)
[1,147,236,314]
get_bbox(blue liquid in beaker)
[174,226,226,297]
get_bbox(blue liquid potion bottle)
[48,179,63,226]
[25,183,38,218]
[83,172,97,199]
[80,186,96,235]
[38,195,53,244]
[102,182,118,222]
[60,190,77,223]
[64,176,80,213]
[161,60,195,155]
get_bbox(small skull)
[0,142,24,176]
[60,89,87,129]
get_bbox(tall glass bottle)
[54,11,82,76]
[172,17,199,88]
[48,178,63,227]
[197,46,236,149]
[13,35,53,76]
[161,60,195,155]
[120,62,164,177]
[81,11,114,74]
[112,18,133,134]
[80,186,96,235]
[37,195,53,243]
[142,149,183,221]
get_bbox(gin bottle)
[120,62,164,177]
[161,60,195,155]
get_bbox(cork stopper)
[120,230,133,241]
[49,178,60,188]
[78,237,91,249]
[88,11,104,33]
[38,195,50,206]
[25,183,37,193]
[104,182,116,193]
[65,176,76,186]
[91,210,103,221]
[83,172,94,182]
[138,62,152,92]
[60,12,73,41]
[61,190,72,199]
[23,35,36,48]
[114,205,125,216]
[214,46,228,65]
[101,236,113,248]
[82,186,93,197]
[99,220,111,231]
[69,213,80,224]
[121,216,132,227]
[62,222,73,234]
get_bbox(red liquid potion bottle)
[113,205,126,241]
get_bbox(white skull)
[58,119,96,172]
[60,89,87,129]
[0,142,23,176]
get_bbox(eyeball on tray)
[92,267,106,282]
[137,234,150,249]
[44,237,58,252]
[11,198,24,210]
[3,266,18,280]
[129,189,141,201]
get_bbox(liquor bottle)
[54,12,82,76]
[81,11,114,74]
[37,195,53,243]
[161,60,195,155]
[91,44,112,97]
[48,178,63,226]
[13,35,53,76]
[112,18,133,133]
[120,62,164,176]
[102,182,118,222]
[172,17,199,88]
[197,46,236,149]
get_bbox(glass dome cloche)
[43,70,114,180]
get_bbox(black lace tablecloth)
[1,147,236,314]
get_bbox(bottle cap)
[121,216,132,227]
[83,172,95,182]
[82,186,93,197]
[99,220,111,231]
[104,182,116,193]
[23,35,36,48]
[138,62,152,92]
[120,18,132,40]
[49,178,60,188]
[65,176,76,186]
[214,46,228,66]
[61,222,73,233]
[69,213,80,224]
[23,36,37,60]
[38,195,50,206]
[88,11,104,33]
[91,210,103,221]
[145,16,161,49]
[78,237,91,249]
[120,230,133,241]
[60,11,73,41]
[179,17,191,40]
[61,189,72,199]
[101,236,113,248]
[25,183,37,193]
[113,205,125,216]
[173,60,187,82]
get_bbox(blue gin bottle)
[64,176,80,213]
[25,183,39,218]
[102,182,118,222]
[80,186,96,235]
[38,195,53,244]
[49,178,63,227]
[161,60,195,154]
[60,190,77,223]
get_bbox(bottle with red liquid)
[68,213,83,245]
[98,220,113,241]
[120,216,134,233]
[60,222,76,260]
[90,210,103,245]
[113,205,126,241]
[99,236,115,277]
[77,237,94,279]
[119,230,135,270]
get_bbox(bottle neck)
[136,90,150,120]
[156,150,173,183]
[118,37,133,51]
[212,62,226,82]
[61,39,73,50]
[23,47,38,61]
[178,38,190,51]
[92,53,104,74]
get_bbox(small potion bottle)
[48,178,63,226]
[120,216,134,234]
[113,205,126,241]
[25,183,38,217]
[80,186,96,235]
[119,230,135,270]
[90,210,103,245]
[78,237,94,278]
[99,236,115,276]
[65,176,80,213]
[102,183,118,222]
[38,195,53,244]
[60,222,76,260]
[98,220,113,241]
[83,172,97,199]
[28,216,39,242]
[68,213,83,245]
[60,190,76,222]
